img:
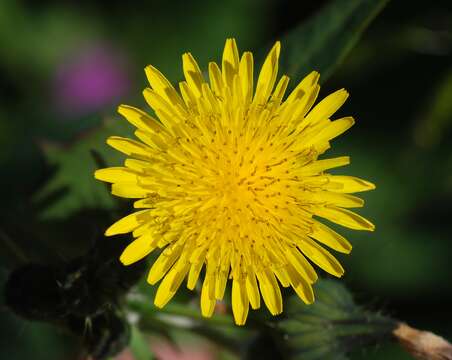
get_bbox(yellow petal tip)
[93,169,102,180]
[147,274,158,286]
[270,40,281,52]
[106,136,118,147]
[181,52,191,61]
[104,227,115,237]
[119,257,127,265]
[117,104,128,113]
[119,255,132,266]
[144,64,154,73]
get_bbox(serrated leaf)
[278,280,396,360]
[279,0,390,83]
[36,117,134,219]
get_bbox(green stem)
[129,298,254,356]
[127,297,235,327]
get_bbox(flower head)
[95,39,375,325]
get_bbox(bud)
[394,323,452,360]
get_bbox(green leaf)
[277,280,396,360]
[36,118,134,219]
[279,0,390,83]
[130,326,154,360]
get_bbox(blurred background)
[1,0,451,359]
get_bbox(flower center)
[202,140,292,230]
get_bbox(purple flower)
[53,43,130,117]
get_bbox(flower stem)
[127,296,235,327]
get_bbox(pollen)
[94,38,375,325]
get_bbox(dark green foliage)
[5,264,70,321]
[277,280,397,360]
[36,119,134,219]
[69,309,131,360]
[279,0,390,83]
[243,331,286,360]
[4,232,146,359]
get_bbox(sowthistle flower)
[95,39,375,325]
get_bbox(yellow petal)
[286,263,314,304]
[111,182,147,199]
[179,80,198,109]
[94,167,138,183]
[304,117,355,147]
[105,210,150,236]
[215,270,228,300]
[305,88,349,124]
[298,237,344,277]
[311,191,364,208]
[284,71,320,105]
[143,88,179,121]
[256,269,282,315]
[187,261,204,290]
[327,175,376,193]
[298,156,350,175]
[232,73,244,108]
[201,83,221,114]
[208,62,224,96]
[106,136,150,157]
[270,75,290,107]
[310,221,352,254]
[254,41,280,105]
[147,244,183,285]
[182,52,205,98]
[130,223,146,237]
[120,233,155,265]
[125,158,149,172]
[285,246,318,284]
[273,266,290,287]
[154,262,190,308]
[245,272,260,310]
[117,104,163,133]
[222,38,240,88]
[134,129,168,150]
[315,206,375,231]
[290,83,321,127]
[238,52,253,104]
[232,278,249,326]
[144,65,186,112]
[200,275,216,318]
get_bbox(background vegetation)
[1,0,451,359]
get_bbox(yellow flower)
[95,39,375,325]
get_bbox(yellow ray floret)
[94,38,375,325]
